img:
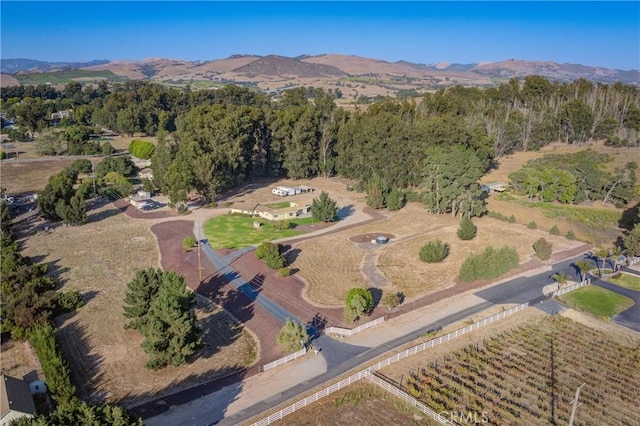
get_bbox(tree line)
[3,77,639,217]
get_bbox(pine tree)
[457,217,477,240]
[139,272,199,369]
[122,268,163,330]
[624,224,640,256]
[311,191,338,222]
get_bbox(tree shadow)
[191,307,245,362]
[368,287,383,309]
[126,369,247,423]
[619,201,639,231]
[57,320,106,403]
[307,313,328,339]
[283,247,301,264]
[196,272,257,325]
[87,204,122,223]
[337,203,355,220]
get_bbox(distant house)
[128,190,152,210]
[138,168,154,180]
[0,375,37,425]
[50,109,73,126]
[271,185,314,197]
[230,201,312,221]
[480,182,507,194]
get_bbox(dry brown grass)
[16,203,256,405]
[1,158,78,194]
[292,202,583,305]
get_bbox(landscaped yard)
[559,285,634,319]
[203,213,315,249]
[606,273,640,291]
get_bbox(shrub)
[255,242,286,269]
[508,214,516,223]
[385,189,404,211]
[276,318,308,351]
[550,225,560,235]
[381,292,402,309]
[344,288,374,322]
[279,267,291,277]
[182,236,197,252]
[404,190,422,203]
[457,217,477,240]
[419,240,449,263]
[527,221,537,229]
[55,290,84,312]
[272,220,291,231]
[566,229,576,240]
[459,246,519,283]
[533,237,553,261]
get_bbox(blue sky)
[1,1,639,70]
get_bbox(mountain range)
[2,54,638,99]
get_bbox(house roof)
[1,375,37,418]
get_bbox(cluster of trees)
[35,126,113,156]
[1,203,141,424]
[122,268,201,370]
[0,203,83,339]
[37,156,138,225]
[4,76,637,217]
[509,150,637,207]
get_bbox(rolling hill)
[1,54,638,98]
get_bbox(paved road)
[199,243,301,325]
[591,266,640,332]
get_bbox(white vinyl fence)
[364,371,455,425]
[551,278,590,298]
[325,316,385,336]
[262,347,308,372]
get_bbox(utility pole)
[196,217,203,283]
[568,383,585,426]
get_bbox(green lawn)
[203,214,315,249]
[606,273,640,291]
[559,286,634,319]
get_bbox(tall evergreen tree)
[139,272,199,370]
[122,268,164,330]
[311,191,338,222]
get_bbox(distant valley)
[2,54,638,100]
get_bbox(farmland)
[379,315,640,425]
[15,69,127,85]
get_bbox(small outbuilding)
[1,375,37,425]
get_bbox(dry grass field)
[16,203,256,406]
[291,202,583,305]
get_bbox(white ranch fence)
[262,347,307,372]
[325,316,385,336]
